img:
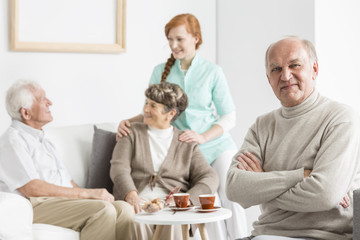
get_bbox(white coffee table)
[134,207,232,240]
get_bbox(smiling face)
[143,98,175,129]
[266,38,319,107]
[167,25,198,66]
[21,88,53,129]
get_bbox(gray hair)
[265,36,318,72]
[145,82,188,122]
[5,80,41,120]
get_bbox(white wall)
[217,0,315,234]
[0,0,216,132]
[315,0,360,113]
[217,0,315,148]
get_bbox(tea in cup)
[173,193,189,208]
[199,194,215,209]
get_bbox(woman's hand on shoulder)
[178,129,206,144]
[116,120,132,141]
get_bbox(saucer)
[195,206,221,213]
[169,205,194,211]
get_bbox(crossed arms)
[226,118,359,212]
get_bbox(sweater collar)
[147,125,173,137]
[281,90,320,118]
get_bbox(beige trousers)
[30,197,135,240]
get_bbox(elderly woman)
[110,82,219,240]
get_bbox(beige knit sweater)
[110,123,219,206]
[226,91,360,240]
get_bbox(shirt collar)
[11,120,45,142]
[175,53,199,72]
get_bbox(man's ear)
[20,108,31,120]
[312,61,319,80]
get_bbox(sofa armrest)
[354,189,360,240]
[0,192,33,240]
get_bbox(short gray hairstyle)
[265,36,318,72]
[145,82,188,122]
[5,80,41,120]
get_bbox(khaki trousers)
[30,197,135,240]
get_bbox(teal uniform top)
[149,54,237,164]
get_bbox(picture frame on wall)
[10,0,126,53]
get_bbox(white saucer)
[169,205,194,211]
[195,206,221,213]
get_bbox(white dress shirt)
[0,120,73,196]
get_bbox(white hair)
[5,80,42,121]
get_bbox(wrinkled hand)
[165,196,175,206]
[116,120,131,141]
[178,129,206,144]
[304,169,312,178]
[125,191,142,213]
[84,188,114,202]
[339,194,350,208]
[237,152,264,172]
[164,186,181,206]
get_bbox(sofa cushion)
[354,189,360,239]
[0,192,33,240]
[86,125,117,193]
[46,124,95,188]
[33,224,79,240]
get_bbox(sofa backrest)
[44,123,117,188]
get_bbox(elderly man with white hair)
[0,80,136,240]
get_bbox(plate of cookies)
[141,198,164,214]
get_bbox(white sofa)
[0,122,228,240]
[0,122,117,240]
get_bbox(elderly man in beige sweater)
[226,37,360,240]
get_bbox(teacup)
[199,194,215,209]
[173,193,189,208]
